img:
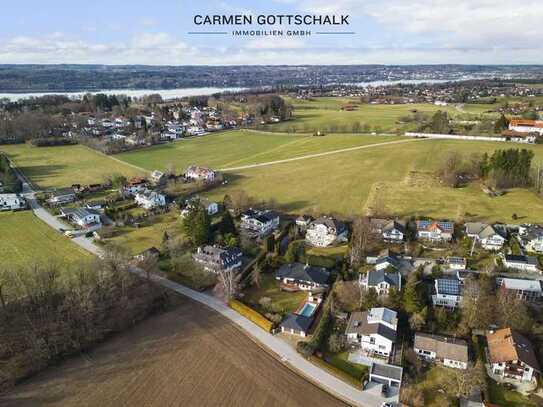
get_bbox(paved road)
[9,157,394,407]
[218,137,428,172]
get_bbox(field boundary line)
[218,137,429,172]
[81,145,150,174]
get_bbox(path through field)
[218,137,428,171]
[0,295,347,407]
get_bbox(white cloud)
[289,0,543,48]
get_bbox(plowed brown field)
[0,294,346,407]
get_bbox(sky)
[1,0,542,65]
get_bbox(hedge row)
[229,299,273,332]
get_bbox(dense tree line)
[0,154,22,193]
[0,250,168,392]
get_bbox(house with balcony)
[487,328,540,383]
[416,220,454,242]
[503,254,540,273]
[60,207,102,228]
[345,307,398,358]
[465,222,507,251]
[275,263,330,291]
[432,278,463,308]
[305,216,348,247]
[134,190,167,210]
[360,269,402,296]
[240,209,280,237]
[192,245,242,273]
[518,224,543,254]
[185,165,216,182]
[370,218,407,242]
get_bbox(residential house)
[497,278,542,302]
[370,218,407,242]
[487,328,540,382]
[85,200,106,211]
[518,224,543,254]
[123,177,148,196]
[275,263,330,291]
[60,207,101,228]
[134,190,167,210]
[192,245,242,273]
[416,220,454,242]
[295,215,313,231]
[345,307,398,358]
[465,222,507,251]
[47,189,76,205]
[374,252,401,272]
[305,216,348,247]
[503,254,540,273]
[360,269,402,296]
[432,278,463,308]
[240,209,280,236]
[414,333,469,370]
[508,119,543,135]
[181,196,219,217]
[185,165,216,182]
[280,292,322,337]
[0,193,26,211]
[445,256,467,271]
[150,170,166,185]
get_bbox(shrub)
[296,341,316,357]
[229,299,274,332]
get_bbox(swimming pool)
[298,302,317,317]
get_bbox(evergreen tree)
[219,211,236,236]
[494,114,509,133]
[183,206,211,246]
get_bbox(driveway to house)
[10,158,395,407]
[218,137,428,172]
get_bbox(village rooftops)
[486,328,540,372]
[275,263,330,286]
[414,333,469,364]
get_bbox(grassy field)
[0,211,91,269]
[117,130,401,171]
[488,380,538,407]
[0,143,144,190]
[203,138,543,223]
[263,97,482,133]
[0,294,346,407]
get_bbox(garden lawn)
[488,380,538,407]
[0,211,91,269]
[103,212,181,256]
[116,130,401,171]
[242,273,306,315]
[204,139,543,223]
[0,143,144,190]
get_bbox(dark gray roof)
[367,269,401,287]
[281,313,314,332]
[276,263,330,286]
[345,311,397,342]
[370,362,403,381]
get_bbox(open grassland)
[204,139,543,223]
[0,143,144,190]
[0,294,346,407]
[117,130,401,171]
[265,97,483,133]
[0,211,91,269]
